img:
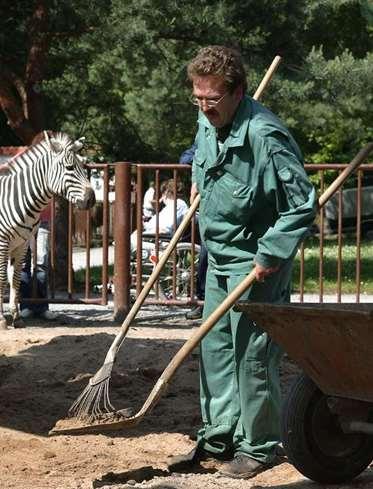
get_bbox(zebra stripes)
[0,132,95,329]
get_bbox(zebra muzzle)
[77,188,96,209]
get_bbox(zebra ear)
[72,137,85,152]
[49,137,63,153]
[43,131,51,146]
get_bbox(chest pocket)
[213,172,254,221]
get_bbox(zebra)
[0,131,96,329]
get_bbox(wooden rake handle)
[253,55,282,100]
[318,143,373,208]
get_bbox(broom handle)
[150,142,373,392]
[106,56,283,358]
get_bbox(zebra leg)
[0,245,10,329]
[9,243,28,328]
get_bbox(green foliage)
[1,0,372,164]
[75,236,373,296]
[293,236,373,294]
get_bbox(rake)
[51,56,286,433]
[69,195,202,422]
[51,142,373,435]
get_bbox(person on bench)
[130,178,189,256]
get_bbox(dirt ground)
[1,303,373,489]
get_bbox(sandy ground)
[1,303,373,489]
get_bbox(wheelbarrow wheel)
[282,373,373,484]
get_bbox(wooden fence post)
[113,162,132,321]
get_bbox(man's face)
[192,75,242,128]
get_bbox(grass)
[74,236,373,296]
[292,236,373,295]
[74,265,114,291]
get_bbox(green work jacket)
[192,95,317,274]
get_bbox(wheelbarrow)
[235,301,373,484]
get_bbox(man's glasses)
[190,91,229,109]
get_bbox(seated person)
[143,180,156,221]
[131,178,189,255]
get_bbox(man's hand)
[190,182,198,204]
[254,262,279,282]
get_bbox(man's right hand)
[253,262,279,282]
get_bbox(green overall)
[192,95,317,463]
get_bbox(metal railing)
[298,163,373,303]
[18,160,373,315]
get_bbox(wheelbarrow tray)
[236,302,373,403]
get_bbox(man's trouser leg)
[20,247,32,311]
[197,271,282,463]
[34,226,49,314]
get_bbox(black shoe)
[219,454,268,479]
[185,305,203,320]
[168,446,231,472]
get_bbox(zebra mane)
[4,132,75,172]
[38,131,74,152]
[0,147,28,175]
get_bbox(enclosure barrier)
[1,153,372,313]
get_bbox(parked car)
[324,185,373,235]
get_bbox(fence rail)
[11,160,373,316]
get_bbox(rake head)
[69,362,115,421]
[50,377,169,435]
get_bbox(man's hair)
[187,45,247,92]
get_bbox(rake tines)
[69,378,115,422]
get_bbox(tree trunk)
[0,0,49,142]
[53,198,70,291]
[25,0,49,134]
[0,1,69,290]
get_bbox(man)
[168,46,317,479]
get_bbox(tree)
[1,0,372,164]
[0,1,49,144]
[0,0,112,144]
[0,0,111,288]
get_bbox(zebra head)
[45,132,96,210]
